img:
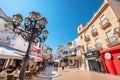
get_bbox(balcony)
[91,28,98,37]
[106,36,120,47]
[95,43,103,50]
[84,35,90,42]
[87,47,95,52]
[87,48,91,52]
[100,18,111,30]
[114,27,120,38]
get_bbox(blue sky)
[0,0,103,54]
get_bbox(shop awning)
[53,59,60,63]
[30,55,43,62]
[67,56,80,60]
[85,57,97,60]
[0,47,23,59]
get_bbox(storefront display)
[85,51,104,72]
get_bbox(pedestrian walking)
[76,61,79,68]
[61,61,65,70]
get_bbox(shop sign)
[104,52,111,60]
[30,46,41,53]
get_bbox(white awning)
[54,60,60,63]
[0,47,23,59]
[14,51,25,56]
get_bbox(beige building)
[77,0,120,71]
[67,38,81,66]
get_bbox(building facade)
[77,0,120,74]
[67,38,81,67]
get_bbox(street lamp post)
[11,11,48,80]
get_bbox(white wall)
[11,35,28,52]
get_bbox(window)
[91,25,97,32]
[100,15,106,21]
[87,43,91,49]
[106,30,116,43]
[95,38,101,47]
[95,38,100,44]
[106,30,114,38]
[85,32,88,36]
[100,15,109,25]
[81,35,82,39]
[91,25,95,30]
[84,32,89,37]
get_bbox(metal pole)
[18,41,31,80]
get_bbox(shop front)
[67,54,81,68]
[85,51,104,72]
[100,46,120,75]
[0,46,24,72]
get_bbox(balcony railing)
[100,18,111,30]
[84,34,90,42]
[86,47,93,51]
[91,28,98,37]
[106,36,120,47]
[114,27,120,37]
[95,42,103,50]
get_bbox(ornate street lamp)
[11,11,48,80]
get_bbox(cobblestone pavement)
[53,67,120,80]
[33,66,58,80]
[33,67,120,80]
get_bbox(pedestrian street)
[33,66,120,80]
[34,66,61,80]
[52,67,120,80]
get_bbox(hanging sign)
[30,46,41,53]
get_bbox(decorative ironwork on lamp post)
[11,11,48,80]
